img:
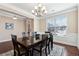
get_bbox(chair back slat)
[40,34,48,47]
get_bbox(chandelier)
[32,4,47,17]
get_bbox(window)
[46,15,67,35]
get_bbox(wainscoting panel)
[53,33,78,46]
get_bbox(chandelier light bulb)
[34,6,37,10]
[42,6,46,11]
[32,10,34,13]
[44,10,47,14]
[38,4,42,7]
[35,13,37,15]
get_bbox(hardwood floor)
[0,41,13,54]
[0,41,78,56]
[54,42,78,56]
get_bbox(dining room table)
[17,34,48,56]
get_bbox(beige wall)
[39,18,46,32]
[66,10,78,33]
[39,9,78,34]
[46,8,78,46]
[25,18,34,32]
[0,16,25,42]
[38,8,78,46]
[34,17,40,32]
[78,5,79,49]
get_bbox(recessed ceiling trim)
[0,8,26,18]
[45,6,77,18]
[0,4,34,18]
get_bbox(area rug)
[0,44,66,56]
[48,44,66,56]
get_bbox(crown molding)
[45,6,77,19]
[0,4,34,18]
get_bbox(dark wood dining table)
[17,34,48,55]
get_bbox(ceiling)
[10,3,77,15]
[0,3,77,18]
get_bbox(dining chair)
[11,34,28,56]
[49,33,53,50]
[22,32,27,40]
[33,34,50,56]
[35,34,40,40]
